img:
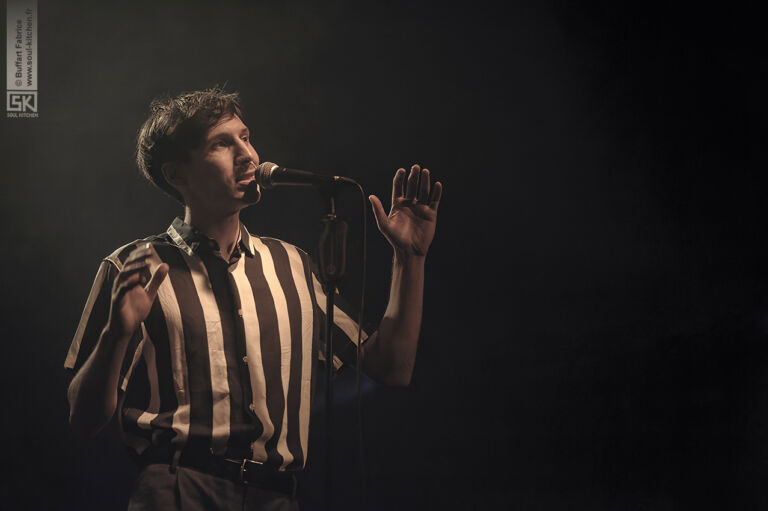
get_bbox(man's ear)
[161,161,185,187]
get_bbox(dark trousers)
[127,464,300,511]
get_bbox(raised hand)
[369,164,442,257]
[108,243,169,339]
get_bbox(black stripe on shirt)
[143,292,180,435]
[121,353,154,453]
[244,249,286,467]
[263,239,305,469]
[157,243,214,454]
[198,252,251,459]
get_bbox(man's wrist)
[103,321,134,346]
[393,249,426,267]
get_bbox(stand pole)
[324,279,335,511]
[317,190,348,511]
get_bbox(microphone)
[254,161,357,189]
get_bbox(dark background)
[1,1,767,509]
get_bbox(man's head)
[136,87,260,210]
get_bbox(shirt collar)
[167,217,255,258]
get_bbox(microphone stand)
[315,181,348,511]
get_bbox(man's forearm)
[362,253,425,386]
[67,324,131,437]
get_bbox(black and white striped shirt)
[65,217,366,471]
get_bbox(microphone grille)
[255,161,278,188]
[256,161,278,173]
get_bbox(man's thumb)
[145,263,169,298]
[369,195,388,230]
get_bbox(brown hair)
[136,87,243,203]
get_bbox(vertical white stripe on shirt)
[181,252,231,455]
[232,253,272,463]
[251,237,294,466]
[120,324,148,392]
[285,245,315,460]
[136,328,161,429]
[156,266,191,445]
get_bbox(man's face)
[176,115,261,212]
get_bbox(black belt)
[142,451,297,496]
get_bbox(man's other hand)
[369,164,442,258]
[108,243,169,339]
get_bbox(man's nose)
[235,140,258,166]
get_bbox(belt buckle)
[227,457,264,485]
[221,455,295,495]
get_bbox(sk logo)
[7,92,38,112]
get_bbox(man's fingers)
[114,274,144,301]
[126,243,153,264]
[122,259,149,273]
[116,261,150,285]
[145,263,169,299]
[405,164,420,200]
[429,181,443,212]
[368,195,388,231]
[418,168,431,203]
[392,168,406,204]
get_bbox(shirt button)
[242,356,248,364]
[249,403,256,412]
[236,308,243,317]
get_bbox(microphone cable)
[353,181,368,500]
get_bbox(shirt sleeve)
[63,259,144,390]
[311,271,370,370]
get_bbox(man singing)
[64,88,442,510]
